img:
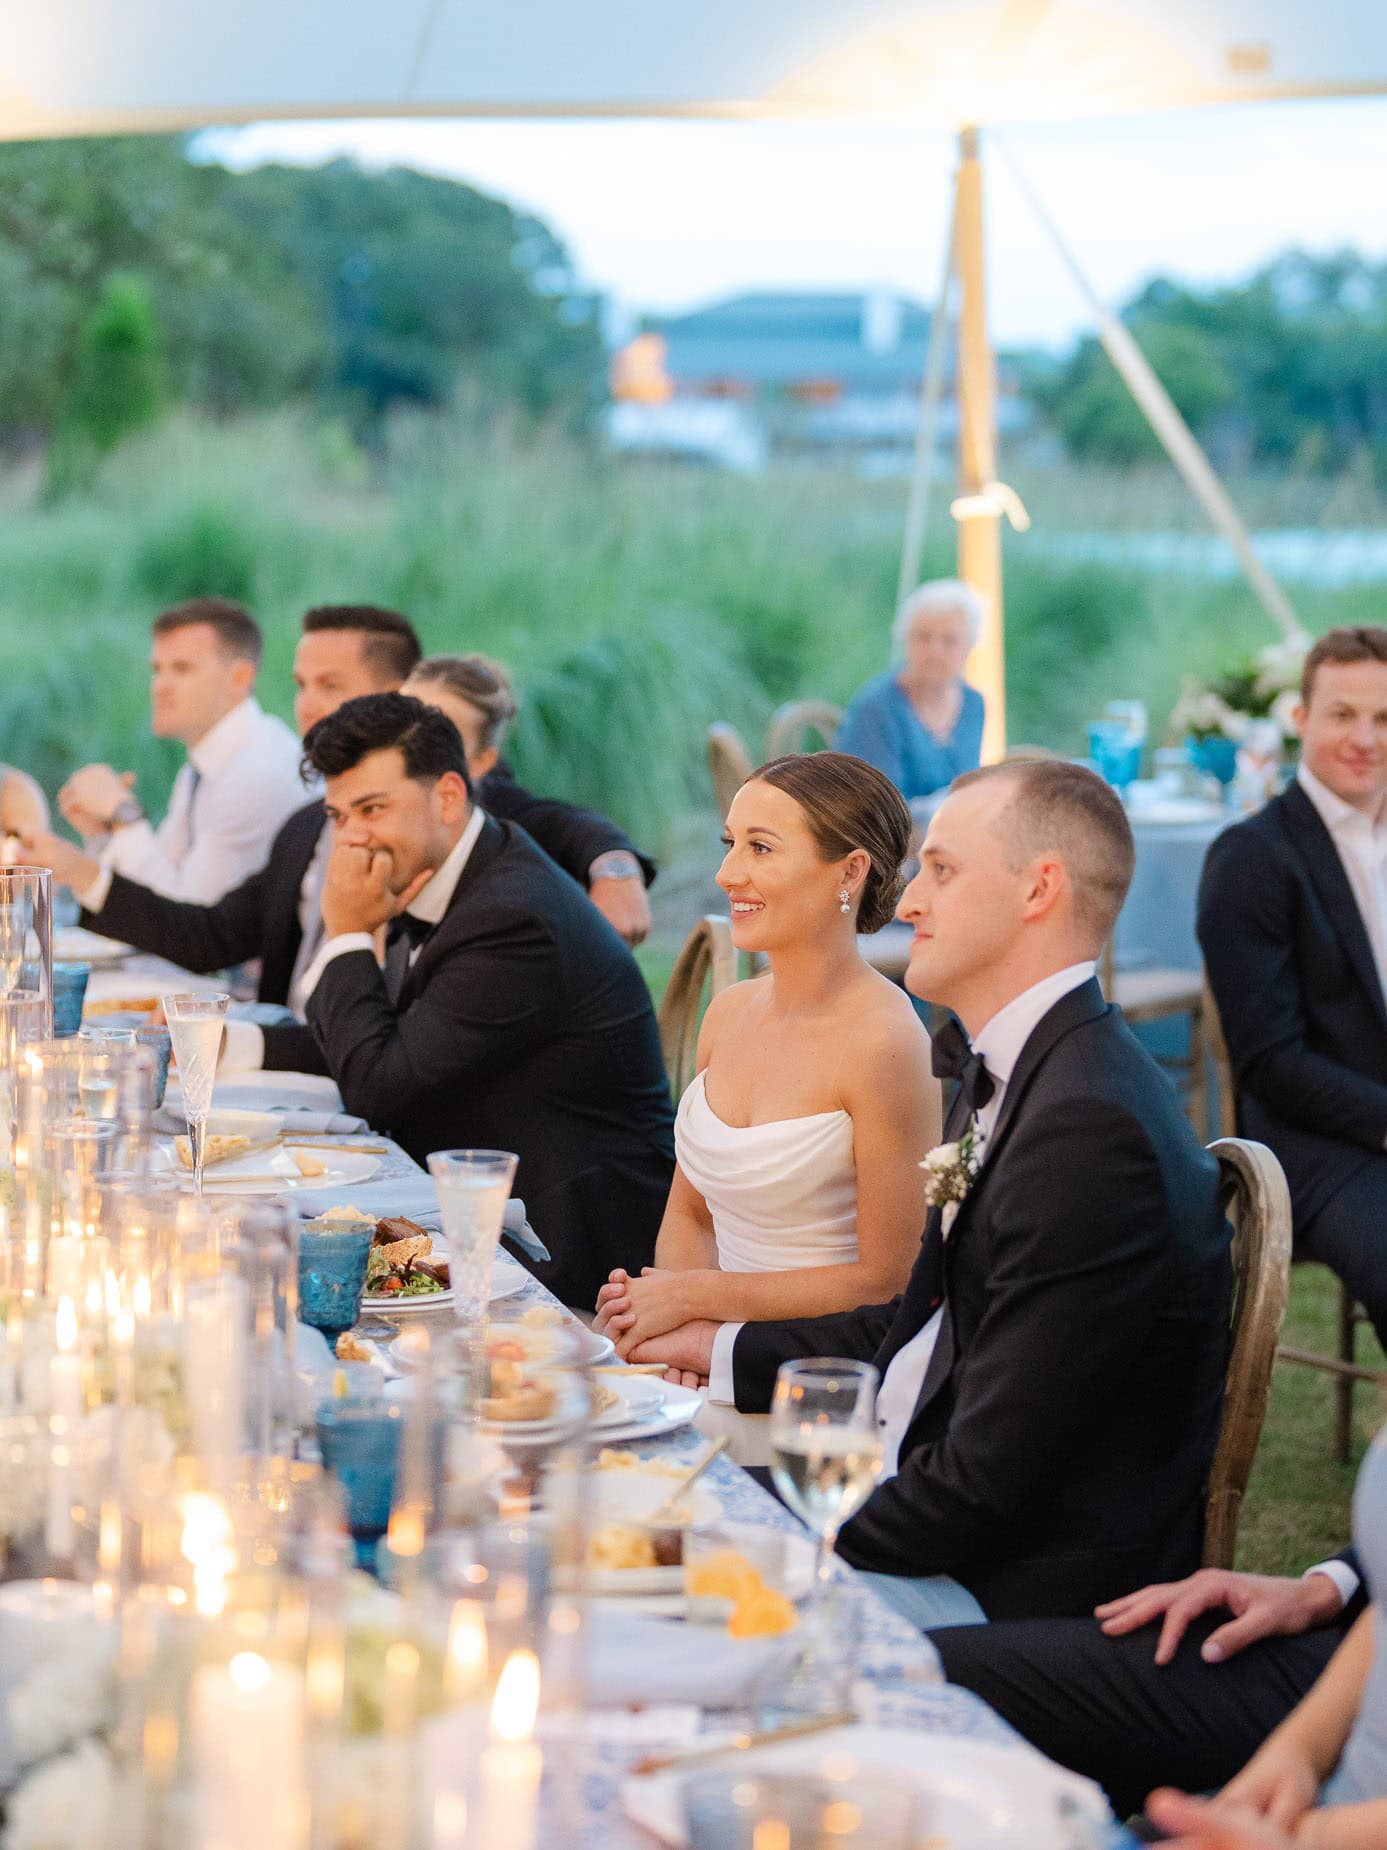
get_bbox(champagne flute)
[768,1358,882,1599]
[427,1148,518,1334]
[163,992,229,1198]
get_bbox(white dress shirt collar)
[405,804,487,927]
[970,962,1098,1134]
[1297,760,1387,836]
[187,695,265,780]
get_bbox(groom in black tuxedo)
[289,692,674,1309]
[622,760,1232,1626]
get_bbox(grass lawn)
[1239,1267,1384,1575]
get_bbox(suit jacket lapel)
[1279,783,1387,1027]
[899,976,1110,1425]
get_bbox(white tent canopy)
[4,0,1387,139]
[7,0,1385,754]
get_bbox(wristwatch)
[588,850,643,883]
[109,796,144,829]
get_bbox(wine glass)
[768,1358,882,1603]
[163,992,229,1197]
[427,1148,518,1334]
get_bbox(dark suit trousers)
[931,1614,1346,1820]
[1298,1154,1387,1348]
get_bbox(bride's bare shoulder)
[837,970,932,1065]
[694,973,768,1061]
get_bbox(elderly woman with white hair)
[835,578,986,800]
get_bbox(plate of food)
[152,1137,380,1193]
[478,1349,663,1440]
[358,1216,529,1311]
[584,1466,724,1596]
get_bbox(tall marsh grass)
[0,410,1382,850]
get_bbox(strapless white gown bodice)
[675,1070,858,1274]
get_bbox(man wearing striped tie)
[57,597,304,904]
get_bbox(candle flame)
[104,1270,121,1319]
[229,1651,271,1694]
[490,1649,540,1743]
[55,1296,77,1353]
[178,1491,236,1617]
[114,1306,135,1348]
[132,1273,152,1318]
[446,1600,488,1689]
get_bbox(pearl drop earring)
[838,888,851,914]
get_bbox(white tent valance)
[3,0,1386,141]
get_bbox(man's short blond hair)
[952,760,1135,944]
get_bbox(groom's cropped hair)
[951,759,1136,941]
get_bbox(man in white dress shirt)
[57,598,303,904]
[617,761,1231,1629]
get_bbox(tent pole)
[995,133,1301,642]
[896,192,959,610]
[954,124,1007,762]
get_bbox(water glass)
[1087,722,1142,793]
[427,1148,518,1329]
[298,1222,374,1343]
[682,1770,917,1849]
[316,1397,406,1570]
[0,868,52,1029]
[164,992,230,1197]
[50,964,90,1038]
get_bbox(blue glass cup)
[1087,723,1141,793]
[51,963,90,1037]
[134,1024,173,1108]
[299,1223,375,1343]
[316,1397,405,1570]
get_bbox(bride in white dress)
[595,751,940,1357]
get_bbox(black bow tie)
[388,911,433,952]
[931,1016,995,1114]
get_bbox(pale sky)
[203,98,1387,350]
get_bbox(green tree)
[44,271,164,498]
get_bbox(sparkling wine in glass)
[427,1148,518,1330]
[769,1359,883,1595]
[164,992,229,1198]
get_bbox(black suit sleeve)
[835,1096,1195,1579]
[1198,824,1387,1149]
[304,913,566,1134]
[731,1301,901,1412]
[480,778,656,889]
[261,1021,331,1075]
[85,866,269,975]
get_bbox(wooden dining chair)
[1099,937,1209,1138]
[1206,978,1379,1461]
[764,698,842,761]
[657,915,738,1100]
[707,723,756,822]
[1203,1136,1293,1569]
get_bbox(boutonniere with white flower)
[920,1122,981,1237]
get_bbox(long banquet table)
[247,1126,1020,1842]
[100,948,1030,1842]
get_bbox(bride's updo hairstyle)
[752,752,912,933]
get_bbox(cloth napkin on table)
[291,1176,550,1266]
[582,1610,799,1709]
[153,1102,370,1136]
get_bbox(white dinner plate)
[362,1256,529,1314]
[586,1512,816,1603]
[54,926,132,967]
[622,1726,1111,1849]
[481,1369,663,1441]
[594,1375,704,1445]
[153,1142,381,1194]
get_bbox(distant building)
[604,290,1031,472]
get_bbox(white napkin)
[582,1611,799,1709]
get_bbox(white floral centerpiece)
[1169,631,1312,748]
